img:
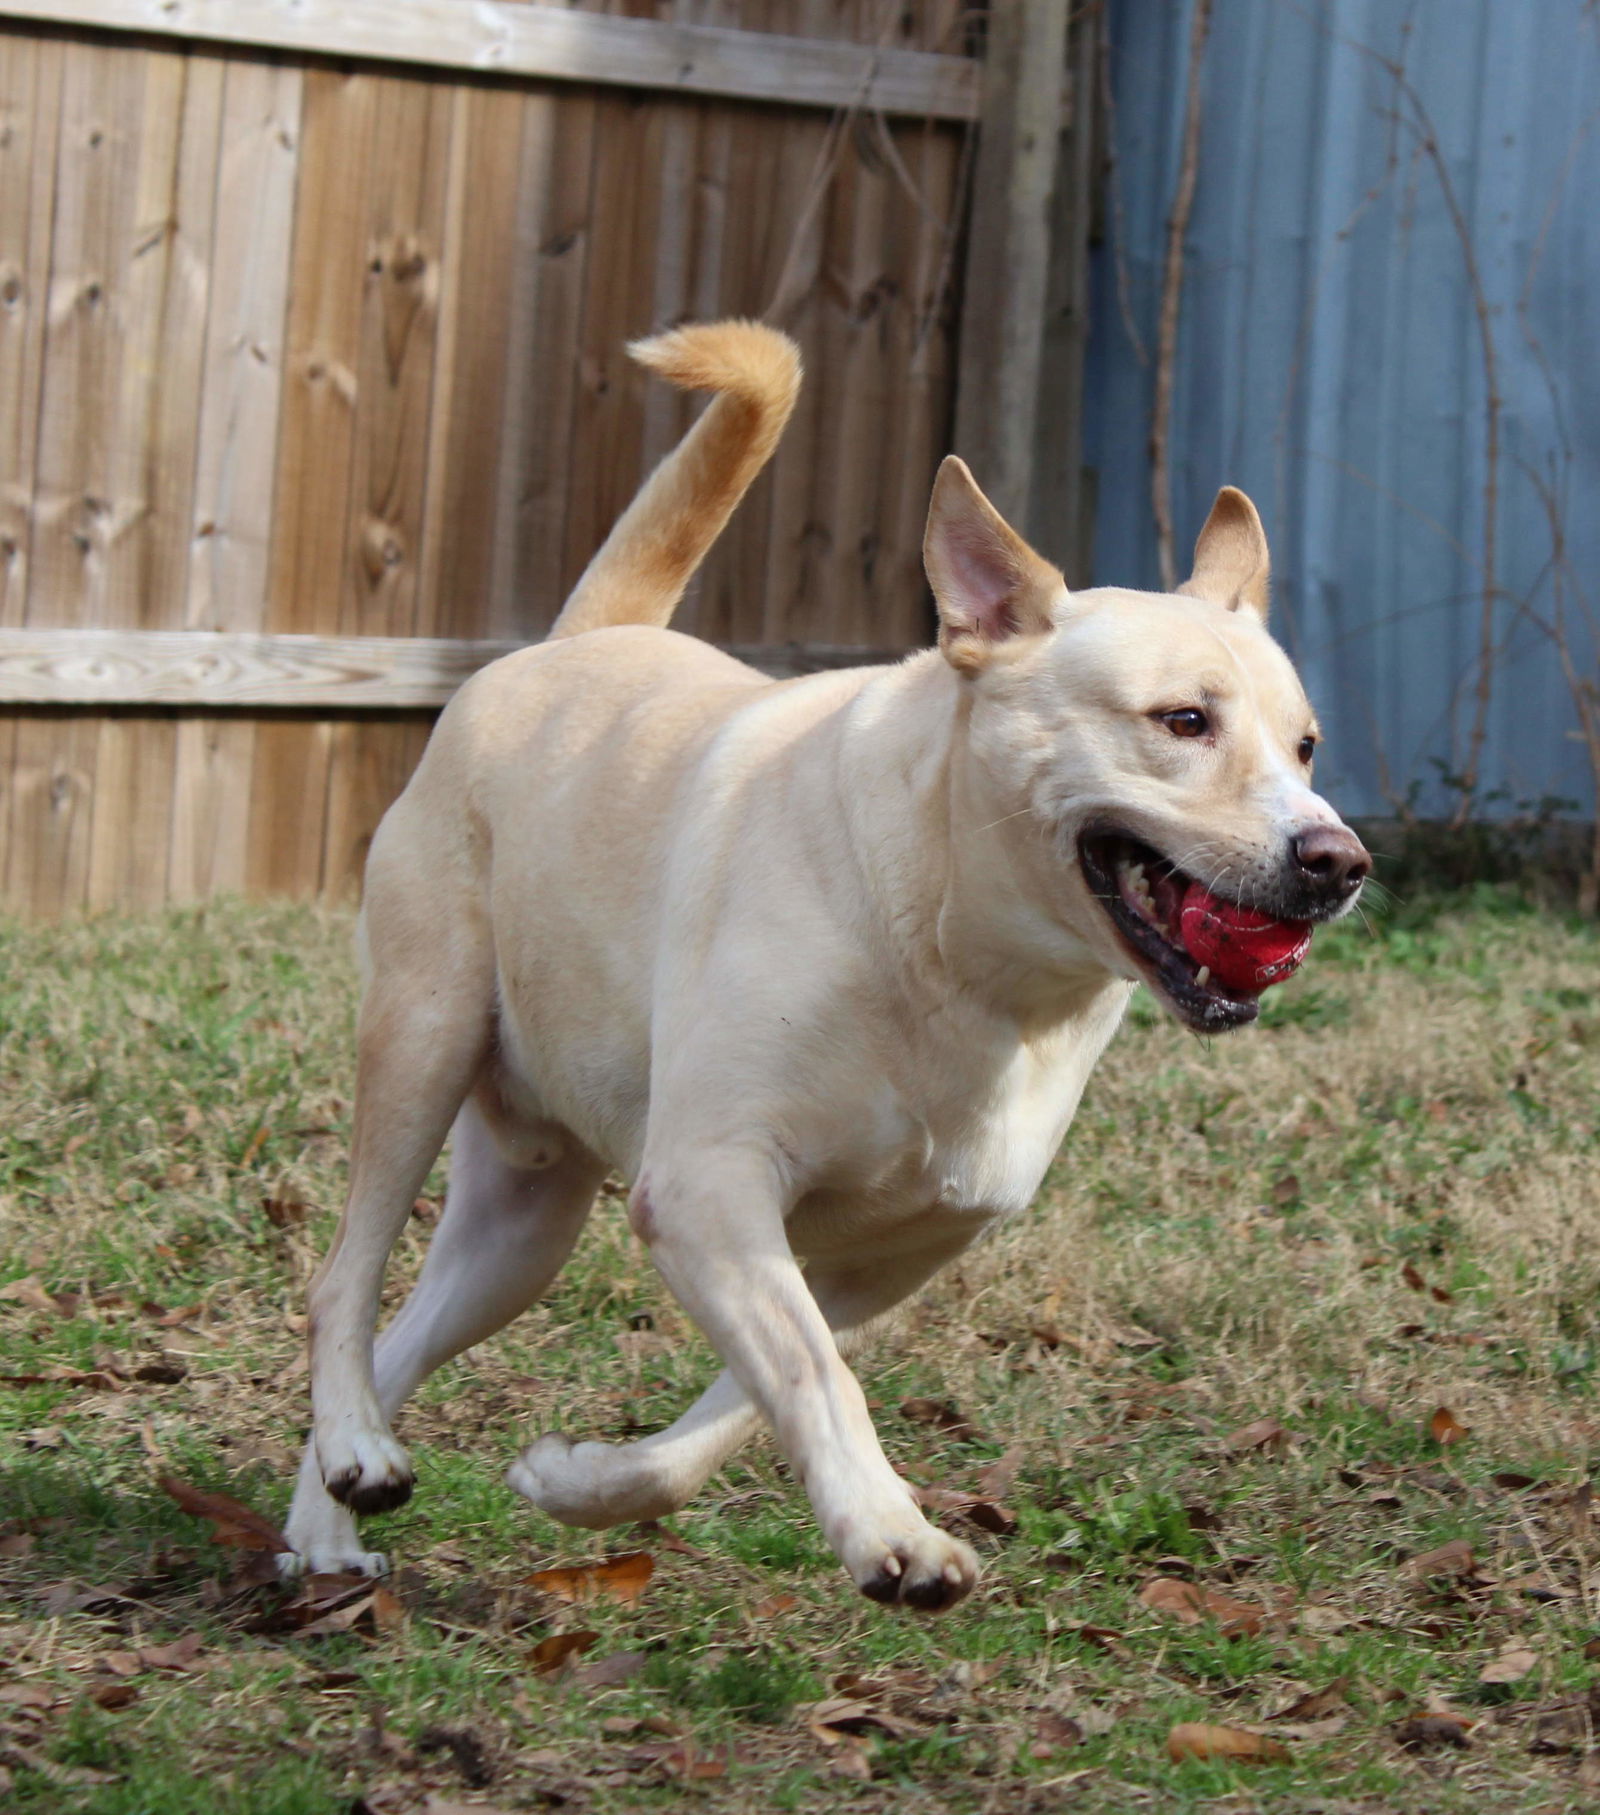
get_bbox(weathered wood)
[0,34,63,628]
[0,0,983,121]
[186,57,302,630]
[0,626,914,704]
[951,0,1069,535]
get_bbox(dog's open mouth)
[1078,831,1312,1032]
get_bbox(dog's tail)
[548,320,802,641]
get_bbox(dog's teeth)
[1195,965,1211,988]
[1127,863,1145,885]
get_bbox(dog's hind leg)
[286,1097,602,1574]
[508,1230,972,1533]
[305,893,495,1520]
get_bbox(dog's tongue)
[1178,881,1312,993]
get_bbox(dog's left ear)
[925,456,1064,672]
[1177,486,1270,621]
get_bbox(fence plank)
[187,57,302,630]
[0,625,912,704]
[341,73,450,641]
[0,34,63,628]
[0,0,982,121]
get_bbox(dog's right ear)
[924,456,1064,673]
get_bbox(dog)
[283,320,1369,1609]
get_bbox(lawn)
[1,887,1598,1813]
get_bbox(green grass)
[1,890,1598,1811]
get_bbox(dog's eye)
[1297,735,1317,765]
[1158,708,1209,739]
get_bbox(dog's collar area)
[1077,830,1263,1032]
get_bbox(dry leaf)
[527,1549,654,1606]
[1225,1417,1293,1456]
[1139,1576,1265,1637]
[1478,1644,1537,1685]
[575,1651,648,1689]
[750,1593,799,1620]
[0,1533,37,1558]
[90,1683,139,1711]
[529,1630,599,1675]
[138,1633,204,1672]
[899,1398,987,1442]
[159,1476,290,1553]
[1394,1712,1472,1750]
[1402,1261,1427,1292]
[1429,1405,1470,1446]
[978,1443,1025,1500]
[1167,1723,1288,1763]
[0,1277,71,1316]
[1269,1678,1348,1721]
[1408,1539,1476,1578]
[804,1698,917,1744]
[1032,1711,1084,1755]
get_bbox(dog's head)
[925,457,1369,1031]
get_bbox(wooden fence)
[0,0,1096,915]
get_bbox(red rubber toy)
[1179,881,1312,992]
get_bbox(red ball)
[1179,883,1312,993]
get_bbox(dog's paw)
[275,1543,390,1582]
[507,1432,681,1529]
[316,1426,414,1516]
[846,1525,980,1613]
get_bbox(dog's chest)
[787,1014,1116,1257]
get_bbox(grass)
[1,887,1598,1812]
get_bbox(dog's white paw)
[840,1518,980,1612]
[315,1424,414,1516]
[276,1543,390,1582]
[507,1432,681,1529]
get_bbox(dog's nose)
[1291,824,1371,897]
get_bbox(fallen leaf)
[1478,1644,1537,1685]
[900,1398,987,1442]
[139,1633,204,1672]
[913,1483,1018,1536]
[576,1651,648,1689]
[0,1684,57,1709]
[529,1630,599,1675]
[1408,1539,1476,1578]
[0,1532,36,1558]
[527,1549,654,1606]
[0,1277,72,1316]
[1394,1712,1472,1750]
[416,1726,492,1788]
[261,1196,309,1230]
[1269,1678,1349,1721]
[1167,1723,1288,1763]
[1032,1710,1084,1755]
[826,1741,874,1780]
[159,1476,290,1553]
[750,1593,798,1620]
[1402,1261,1427,1292]
[978,1443,1025,1500]
[90,1683,139,1711]
[1225,1417,1293,1456]
[804,1698,917,1744]
[1429,1406,1470,1446]
[1139,1576,1265,1637]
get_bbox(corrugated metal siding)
[1082,0,1600,818]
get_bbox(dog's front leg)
[632,1147,979,1611]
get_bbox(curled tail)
[548,320,802,641]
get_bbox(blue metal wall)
[1082,0,1600,818]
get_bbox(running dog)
[283,320,1368,1609]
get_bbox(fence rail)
[0,0,983,118]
